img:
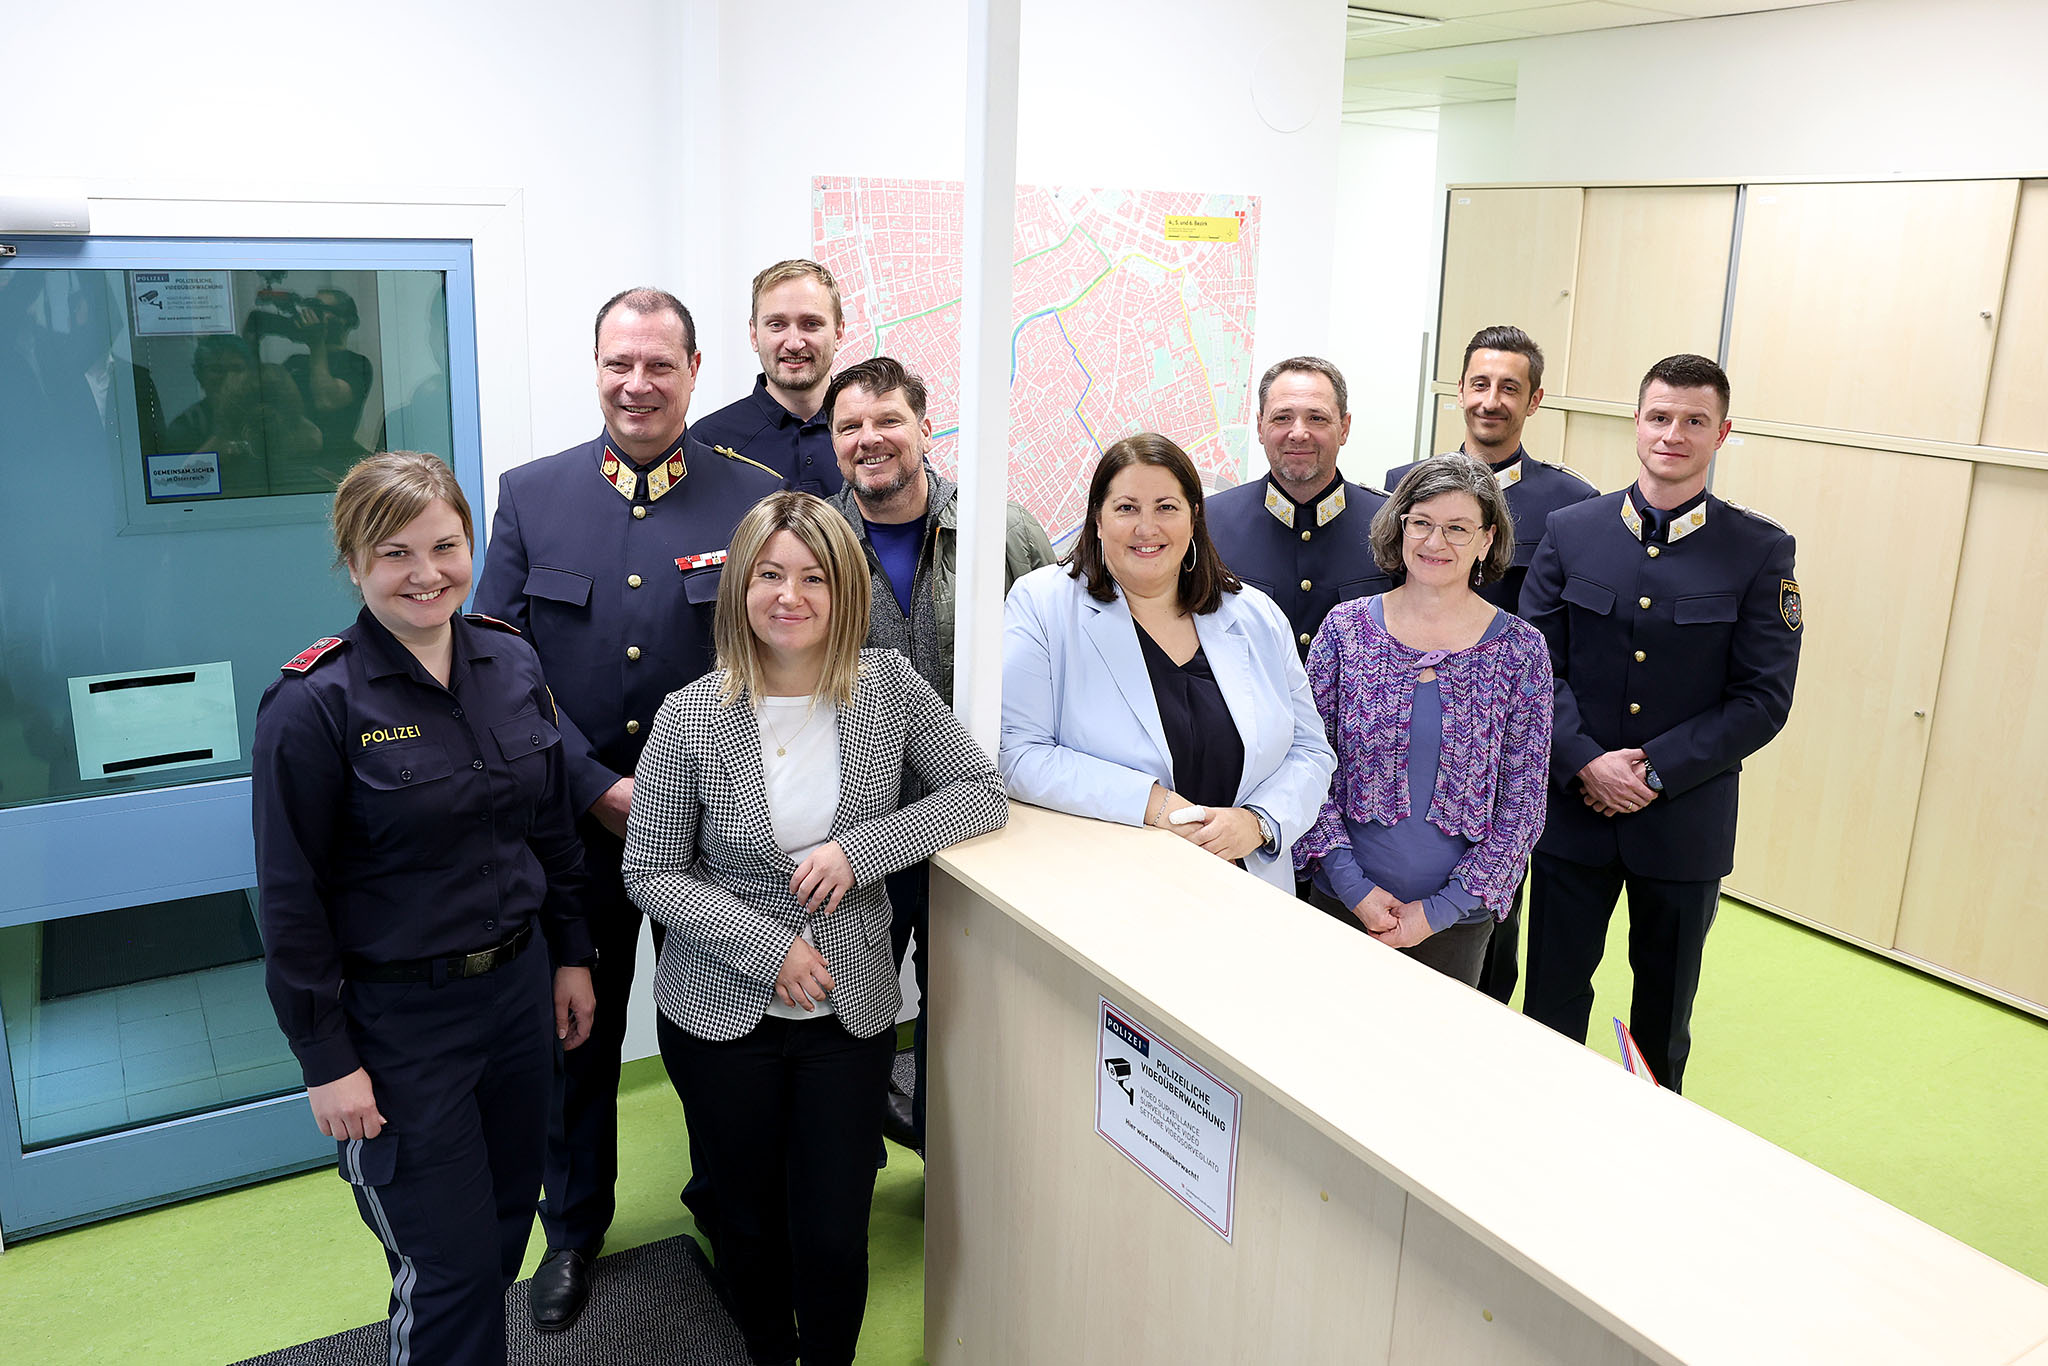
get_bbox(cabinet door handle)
[1914,709,1927,718]
[1980,310,1994,319]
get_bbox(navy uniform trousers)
[341,944,553,1366]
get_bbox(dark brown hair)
[823,355,929,425]
[1369,453,1515,588]
[1461,324,1545,392]
[1637,353,1730,416]
[1063,433,1240,613]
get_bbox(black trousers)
[341,940,553,1366]
[541,833,663,1253]
[1522,850,1720,1093]
[886,861,929,1146]
[1475,870,1527,1004]
[658,1012,896,1366]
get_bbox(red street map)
[814,177,1262,545]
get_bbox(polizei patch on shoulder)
[1780,579,1802,631]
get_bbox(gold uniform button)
[626,646,641,661]
[628,574,643,588]
[1300,530,1312,542]
[1634,650,1646,662]
[1629,702,1642,715]
[1300,579,1312,591]
[632,505,647,520]
[625,719,641,735]
[1639,596,1652,609]
[1298,633,1312,646]
[1647,545,1661,558]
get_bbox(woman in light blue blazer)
[1000,433,1336,892]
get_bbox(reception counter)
[925,803,2048,1364]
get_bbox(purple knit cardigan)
[1293,597,1554,916]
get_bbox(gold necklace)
[759,701,815,758]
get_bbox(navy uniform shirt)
[1207,474,1393,657]
[473,430,783,814]
[1521,487,1801,882]
[252,609,597,1088]
[690,373,841,495]
[1387,446,1600,616]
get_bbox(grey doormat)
[229,1235,749,1365]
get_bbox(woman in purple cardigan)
[1295,454,1552,986]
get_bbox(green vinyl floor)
[2,897,2044,1364]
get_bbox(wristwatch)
[1641,761,1665,793]
[1249,807,1278,855]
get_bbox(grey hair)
[1257,355,1349,417]
[1369,452,1516,585]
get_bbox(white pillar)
[952,0,1022,755]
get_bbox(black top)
[1135,623,1245,810]
[688,373,842,495]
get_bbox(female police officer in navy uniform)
[254,451,598,1365]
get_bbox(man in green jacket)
[823,355,1055,1151]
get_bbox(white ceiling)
[1342,0,1841,125]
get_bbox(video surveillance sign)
[1095,998,1242,1242]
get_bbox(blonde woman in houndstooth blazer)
[622,490,1006,1366]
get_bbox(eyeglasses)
[1400,516,1480,546]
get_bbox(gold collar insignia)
[600,445,688,502]
[648,448,686,502]
[1264,480,1347,530]
[599,446,636,501]
[1493,457,1523,489]
[1317,483,1346,526]
[1263,482,1294,529]
[1620,497,1710,543]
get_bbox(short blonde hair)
[750,259,843,327]
[714,492,871,707]
[331,451,473,573]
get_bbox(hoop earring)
[1183,541,1198,572]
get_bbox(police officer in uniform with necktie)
[1385,325,1599,1002]
[1519,354,1801,1093]
[474,287,782,1331]
[1207,356,1393,660]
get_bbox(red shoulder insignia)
[464,612,523,635]
[281,637,346,674]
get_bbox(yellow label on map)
[1163,215,1240,243]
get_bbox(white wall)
[1324,122,1439,484]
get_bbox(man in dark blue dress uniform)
[690,259,846,495]
[1386,325,1600,1003]
[1207,356,1393,659]
[1520,354,1801,1093]
[474,287,782,1330]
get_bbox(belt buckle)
[460,945,497,978]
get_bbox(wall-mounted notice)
[145,450,223,501]
[69,662,239,781]
[1094,997,1241,1242]
[130,270,236,336]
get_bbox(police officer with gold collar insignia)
[1520,354,1800,1094]
[254,452,596,1366]
[474,287,781,1332]
[1207,356,1392,660]
[1385,326,1600,1003]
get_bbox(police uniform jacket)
[252,609,597,1088]
[621,650,1008,1042]
[1391,447,1599,615]
[1520,489,1801,882]
[690,373,841,496]
[474,430,783,815]
[1206,474,1393,657]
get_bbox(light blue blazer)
[999,564,1337,892]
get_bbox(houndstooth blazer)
[622,648,1008,1041]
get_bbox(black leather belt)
[344,923,533,984]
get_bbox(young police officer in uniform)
[1387,325,1600,1002]
[691,259,846,495]
[1208,356,1393,659]
[1520,354,1801,1093]
[475,287,782,1330]
[255,452,597,1366]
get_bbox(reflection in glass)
[1,893,298,1151]
[0,265,454,810]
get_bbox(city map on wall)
[813,176,1262,546]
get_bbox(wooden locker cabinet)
[1980,180,2048,451]
[1436,188,1583,390]
[1726,180,2021,444]
[1569,186,1737,406]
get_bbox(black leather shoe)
[529,1246,593,1333]
[881,1085,920,1154]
